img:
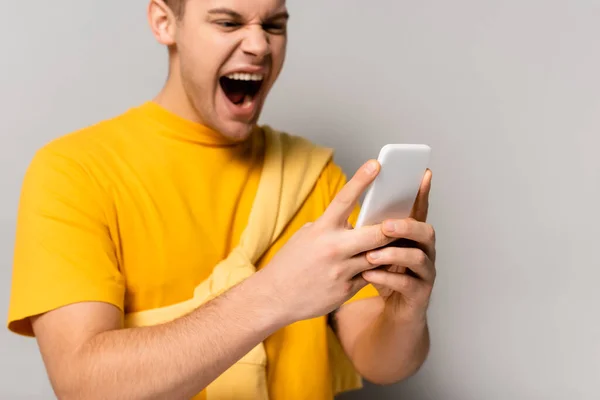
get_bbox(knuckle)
[374,227,389,247]
[398,219,412,236]
[400,276,416,292]
[427,224,436,243]
[341,281,355,297]
[414,249,428,266]
[313,218,332,231]
[320,241,341,260]
[301,221,320,236]
[329,264,345,280]
[421,281,434,297]
[386,247,405,265]
[335,188,355,207]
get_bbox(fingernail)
[369,251,381,260]
[384,221,397,232]
[363,270,375,279]
[364,161,377,175]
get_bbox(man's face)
[173,0,288,141]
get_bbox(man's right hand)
[257,160,397,323]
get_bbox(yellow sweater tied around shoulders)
[124,127,364,400]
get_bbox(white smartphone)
[354,144,431,228]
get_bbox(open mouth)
[219,73,264,106]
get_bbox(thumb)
[320,160,380,228]
[410,169,432,222]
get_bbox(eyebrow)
[207,8,243,19]
[269,11,290,21]
[207,8,290,21]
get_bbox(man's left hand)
[362,169,436,322]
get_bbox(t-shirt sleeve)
[325,161,380,304]
[7,148,125,337]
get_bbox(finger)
[344,253,381,278]
[411,169,432,222]
[380,218,436,261]
[341,223,397,255]
[365,247,436,283]
[362,269,423,296]
[320,160,380,228]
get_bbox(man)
[7,0,437,399]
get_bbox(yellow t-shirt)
[7,101,378,395]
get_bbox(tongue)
[228,92,245,105]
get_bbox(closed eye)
[263,23,286,34]
[215,20,242,30]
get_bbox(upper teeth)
[226,73,264,81]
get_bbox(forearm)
[57,274,284,400]
[349,303,430,385]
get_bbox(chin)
[217,120,258,143]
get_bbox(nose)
[241,25,271,60]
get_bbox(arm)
[31,270,285,400]
[332,297,430,385]
[9,149,287,399]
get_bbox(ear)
[147,0,177,46]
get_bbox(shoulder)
[20,107,141,212]
[24,105,145,182]
[33,107,139,166]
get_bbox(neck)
[153,65,203,124]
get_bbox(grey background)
[1,0,599,399]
